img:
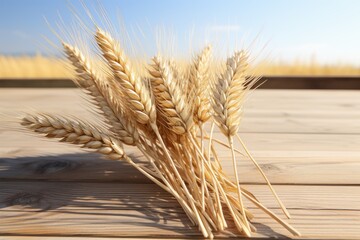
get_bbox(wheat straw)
[19,26,300,239]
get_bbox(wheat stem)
[242,191,301,237]
[198,143,249,236]
[199,123,206,211]
[21,28,301,237]
[138,143,197,225]
[200,135,246,157]
[236,133,291,219]
[152,125,211,238]
[188,134,247,234]
[207,122,215,163]
[228,136,251,235]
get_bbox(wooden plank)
[2,89,360,134]
[247,89,360,100]
[1,149,360,185]
[243,108,360,119]
[0,182,359,239]
[5,116,360,134]
[0,88,359,240]
[238,117,360,134]
[1,130,359,184]
[0,182,344,211]
[3,131,360,151]
[0,208,358,239]
[2,89,360,109]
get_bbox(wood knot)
[24,159,78,174]
[35,160,73,174]
[258,163,281,172]
[6,192,42,207]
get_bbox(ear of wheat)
[21,27,300,239]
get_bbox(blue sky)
[1,0,360,64]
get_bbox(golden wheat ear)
[19,16,301,236]
[211,50,248,137]
[211,49,293,225]
[21,113,124,159]
[190,45,212,125]
[149,55,193,135]
[20,113,176,196]
[210,50,251,232]
[94,28,157,127]
[62,42,139,146]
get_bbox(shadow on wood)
[0,153,151,183]
[0,153,291,238]
[0,153,197,236]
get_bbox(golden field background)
[0,55,72,78]
[1,54,360,78]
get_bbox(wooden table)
[0,89,359,239]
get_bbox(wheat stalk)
[236,133,291,218]
[19,25,300,239]
[188,45,213,210]
[211,50,251,233]
[148,55,214,237]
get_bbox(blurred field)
[0,54,72,78]
[1,54,360,78]
[250,60,360,76]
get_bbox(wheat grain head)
[190,45,212,125]
[211,51,248,137]
[21,113,124,159]
[149,56,193,135]
[62,42,139,145]
[95,28,156,126]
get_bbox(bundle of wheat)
[21,27,300,239]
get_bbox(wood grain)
[1,131,359,184]
[1,89,360,134]
[0,89,359,239]
[1,149,360,185]
[0,182,359,239]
